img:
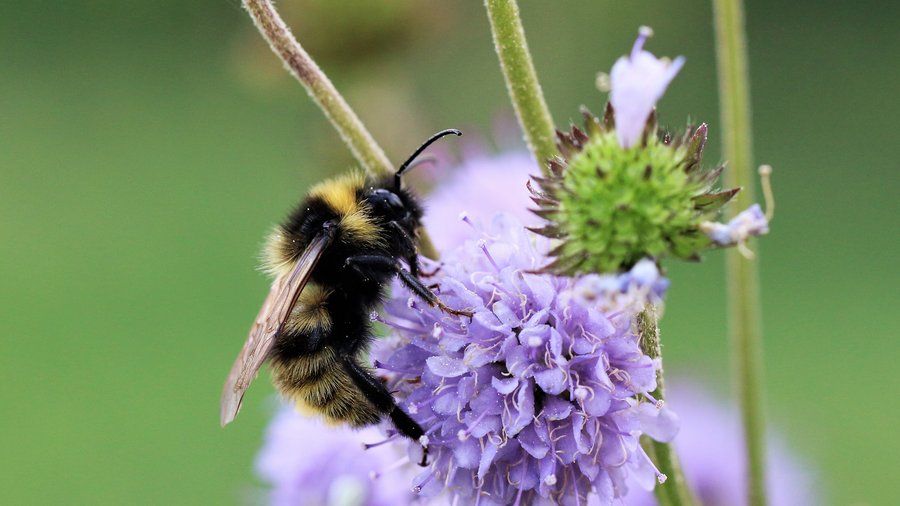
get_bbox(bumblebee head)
[363,185,422,233]
[364,128,461,235]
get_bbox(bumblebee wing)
[220,227,335,426]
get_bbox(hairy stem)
[243,0,393,178]
[638,306,697,506]
[713,0,767,504]
[242,0,437,258]
[483,0,557,173]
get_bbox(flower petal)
[542,395,574,421]
[478,439,500,480]
[519,424,550,459]
[610,29,685,148]
[426,356,468,377]
[492,300,522,327]
[534,367,568,395]
[637,402,680,443]
[491,375,520,395]
[453,436,482,469]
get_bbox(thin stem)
[242,0,437,259]
[712,0,767,504]
[638,306,697,506]
[243,0,393,178]
[483,0,558,173]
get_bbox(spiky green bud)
[529,105,739,274]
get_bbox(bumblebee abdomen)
[271,348,382,427]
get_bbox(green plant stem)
[243,0,393,179]
[483,0,557,173]
[242,0,437,258]
[713,0,767,504]
[638,306,697,506]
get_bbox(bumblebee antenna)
[395,128,462,189]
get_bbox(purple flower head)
[423,150,538,251]
[373,214,678,505]
[623,381,820,505]
[610,27,685,148]
[700,204,769,249]
[257,407,419,506]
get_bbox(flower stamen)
[478,240,501,272]
[631,25,654,59]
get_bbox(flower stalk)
[712,0,768,504]
[483,0,558,173]
[638,306,697,506]
[243,0,394,179]
[242,0,437,258]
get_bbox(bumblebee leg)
[387,221,421,276]
[387,220,417,249]
[394,268,474,318]
[344,255,395,269]
[345,255,474,318]
[406,253,420,277]
[340,357,429,466]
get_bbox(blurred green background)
[1,1,896,504]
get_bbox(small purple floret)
[701,204,769,247]
[256,408,417,506]
[423,151,539,251]
[610,27,685,149]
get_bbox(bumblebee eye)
[370,188,405,209]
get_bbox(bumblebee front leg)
[394,268,474,318]
[340,356,429,466]
[344,255,473,317]
[387,221,420,276]
[386,220,441,278]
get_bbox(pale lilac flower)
[423,151,538,251]
[623,382,819,505]
[610,27,685,148]
[699,204,769,252]
[373,214,678,505]
[257,407,418,506]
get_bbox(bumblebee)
[220,129,471,464]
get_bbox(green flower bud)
[529,105,739,274]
